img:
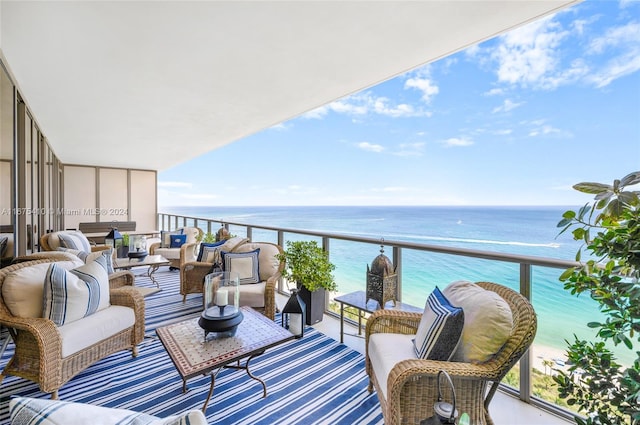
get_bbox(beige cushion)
[443,280,513,363]
[153,247,181,260]
[224,281,267,308]
[368,333,417,399]
[2,261,84,318]
[233,242,281,281]
[58,305,135,357]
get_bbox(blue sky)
[159,0,640,207]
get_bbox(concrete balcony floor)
[291,293,573,425]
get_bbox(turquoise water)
[163,205,633,366]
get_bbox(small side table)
[334,290,422,343]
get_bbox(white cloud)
[493,129,513,136]
[585,22,640,87]
[528,123,571,137]
[357,142,385,153]
[404,77,439,103]
[393,142,425,157]
[493,17,570,89]
[301,92,430,120]
[492,99,524,113]
[484,88,505,96]
[441,137,474,147]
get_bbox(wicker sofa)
[365,281,537,425]
[0,258,145,399]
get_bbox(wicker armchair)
[40,231,111,254]
[0,259,145,399]
[181,240,283,320]
[365,281,537,425]
[149,227,203,269]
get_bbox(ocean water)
[163,205,633,365]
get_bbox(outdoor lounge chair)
[0,258,145,398]
[366,281,537,425]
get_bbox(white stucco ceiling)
[0,0,580,171]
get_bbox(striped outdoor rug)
[0,267,383,424]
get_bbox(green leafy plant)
[555,171,640,425]
[201,232,216,243]
[122,233,130,247]
[276,240,337,292]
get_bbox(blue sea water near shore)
[163,205,633,366]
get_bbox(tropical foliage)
[277,240,336,292]
[555,171,640,425]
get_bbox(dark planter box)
[298,285,325,325]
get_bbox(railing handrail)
[158,212,579,270]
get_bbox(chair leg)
[132,346,139,357]
[51,390,59,400]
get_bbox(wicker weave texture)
[365,281,537,425]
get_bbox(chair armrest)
[149,241,160,254]
[180,242,199,266]
[91,245,112,253]
[263,272,280,320]
[110,286,145,345]
[108,270,135,289]
[0,313,62,389]
[366,309,421,339]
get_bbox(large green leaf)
[573,182,612,194]
[620,171,640,187]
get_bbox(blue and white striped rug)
[0,267,383,424]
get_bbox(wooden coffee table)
[113,254,170,288]
[156,306,295,412]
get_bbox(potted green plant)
[554,171,640,425]
[277,240,337,325]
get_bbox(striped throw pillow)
[9,397,208,425]
[58,247,115,274]
[57,231,92,252]
[43,255,111,326]
[413,286,464,360]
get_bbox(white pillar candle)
[215,289,228,306]
[289,313,302,336]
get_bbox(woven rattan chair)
[0,259,145,399]
[365,281,537,425]
[181,240,282,320]
[40,231,111,254]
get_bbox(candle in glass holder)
[215,288,228,306]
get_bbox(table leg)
[340,302,344,343]
[224,353,267,398]
[201,367,223,413]
[147,264,161,288]
[0,325,11,358]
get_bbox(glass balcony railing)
[158,212,602,421]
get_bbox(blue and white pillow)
[43,255,111,326]
[221,249,260,284]
[57,231,92,252]
[413,286,464,360]
[169,234,187,248]
[197,240,226,263]
[58,247,115,274]
[160,229,183,248]
[9,396,208,425]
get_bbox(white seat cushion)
[225,281,267,308]
[368,333,417,400]
[58,305,135,358]
[153,247,181,260]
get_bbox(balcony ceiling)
[0,0,579,171]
